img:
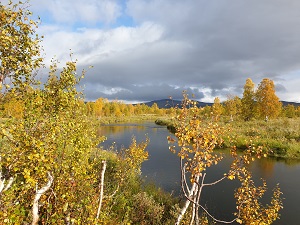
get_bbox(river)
[98,121,300,225]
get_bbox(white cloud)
[276,73,300,103]
[39,22,164,65]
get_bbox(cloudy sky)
[14,0,300,102]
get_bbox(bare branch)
[107,184,119,198]
[183,191,239,224]
[181,159,190,196]
[201,176,227,187]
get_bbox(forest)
[0,1,292,224]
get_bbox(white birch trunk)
[96,160,107,219]
[32,172,53,225]
[175,181,198,225]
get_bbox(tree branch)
[0,157,14,194]
[32,172,53,225]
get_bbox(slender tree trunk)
[0,157,14,194]
[32,172,53,225]
[175,183,197,225]
[96,160,107,219]
[0,176,14,193]
[176,175,200,225]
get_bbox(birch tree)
[241,78,256,121]
[256,78,282,120]
[168,92,283,225]
[0,0,43,87]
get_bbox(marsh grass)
[98,114,165,124]
[222,117,300,158]
[156,116,300,159]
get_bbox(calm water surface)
[99,121,300,225]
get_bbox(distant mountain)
[142,99,213,109]
[280,101,300,107]
[139,99,300,109]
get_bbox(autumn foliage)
[168,92,283,225]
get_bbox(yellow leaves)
[0,1,42,86]
[169,94,227,181]
[236,218,242,224]
[232,164,283,225]
[228,174,235,180]
[22,168,35,185]
[121,136,149,172]
[63,202,69,212]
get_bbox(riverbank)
[155,117,300,159]
[93,149,179,224]
[97,114,167,124]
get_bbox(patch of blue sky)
[112,0,136,28]
[38,12,55,25]
[38,13,136,31]
[112,14,136,28]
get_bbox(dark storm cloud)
[83,81,205,102]
[35,0,300,102]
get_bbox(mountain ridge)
[140,99,213,108]
[140,99,300,109]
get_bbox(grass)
[222,117,300,159]
[155,116,300,159]
[97,114,166,124]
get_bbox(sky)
[8,0,300,103]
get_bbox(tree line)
[2,77,298,120]
[205,78,299,121]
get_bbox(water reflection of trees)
[98,124,147,137]
[273,157,300,166]
[248,156,300,179]
[256,158,275,178]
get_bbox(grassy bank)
[156,117,300,159]
[97,114,166,124]
[223,118,300,159]
[155,118,176,133]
